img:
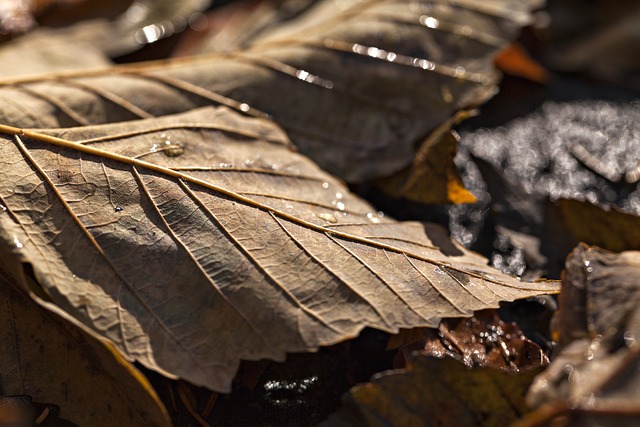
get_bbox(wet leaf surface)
[0,106,557,392]
[390,309,549,372]
[0,0,537,183]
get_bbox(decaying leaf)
[0,0,540,183]
[377,115,477,204]
[521,244,640,426]
[322,354,542,427]
[0,106,558,392]
[0,258,170,426]
[390,309,549,372]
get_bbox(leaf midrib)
[0,124,550,292]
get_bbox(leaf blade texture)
[0,0,540,182]
[0,107,558,392]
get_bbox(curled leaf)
[522,244,640,426]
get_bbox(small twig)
[569,141,622,183]
[202,391,219,420]
[625,162,640,184]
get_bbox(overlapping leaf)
[0,107,558,392]
[521,244,640,426]
[323,355,541,427]
[0,255,170,426]
[0,0,540,182]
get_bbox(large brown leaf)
[0,107,558,392]
[0,0,540,182]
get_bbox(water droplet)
[454,66,466,77]
[13,236,23,249]
[322,182,329,189]
[336,202,345,211]
[352,43,365,54]
[366,212,381,223]
[420,16,440,29]
[317,213,338,223]
[624,331,636,346]
[239,103,250,112]
[335,192,343,200]
[583,260,594,274]
[161,139,184,157]
[296,70,310,81]
[0,204,6,213]
[134,24,165,44]
[367,47,381,57]
[115,206,123,212]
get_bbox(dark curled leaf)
[521,244,640,426]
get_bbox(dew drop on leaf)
[162,143,184,157]
[317,213,338,223]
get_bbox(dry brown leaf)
[322,354,542,427]
[520,244,640,426]
[0,0,540,183]
[493,42,550,84]
[376,115,477,204]
[0,107,558,392]
[549,198,640,253]
[0,256,170,426]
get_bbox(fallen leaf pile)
[4,0,638,425]
[520,244,640,426]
